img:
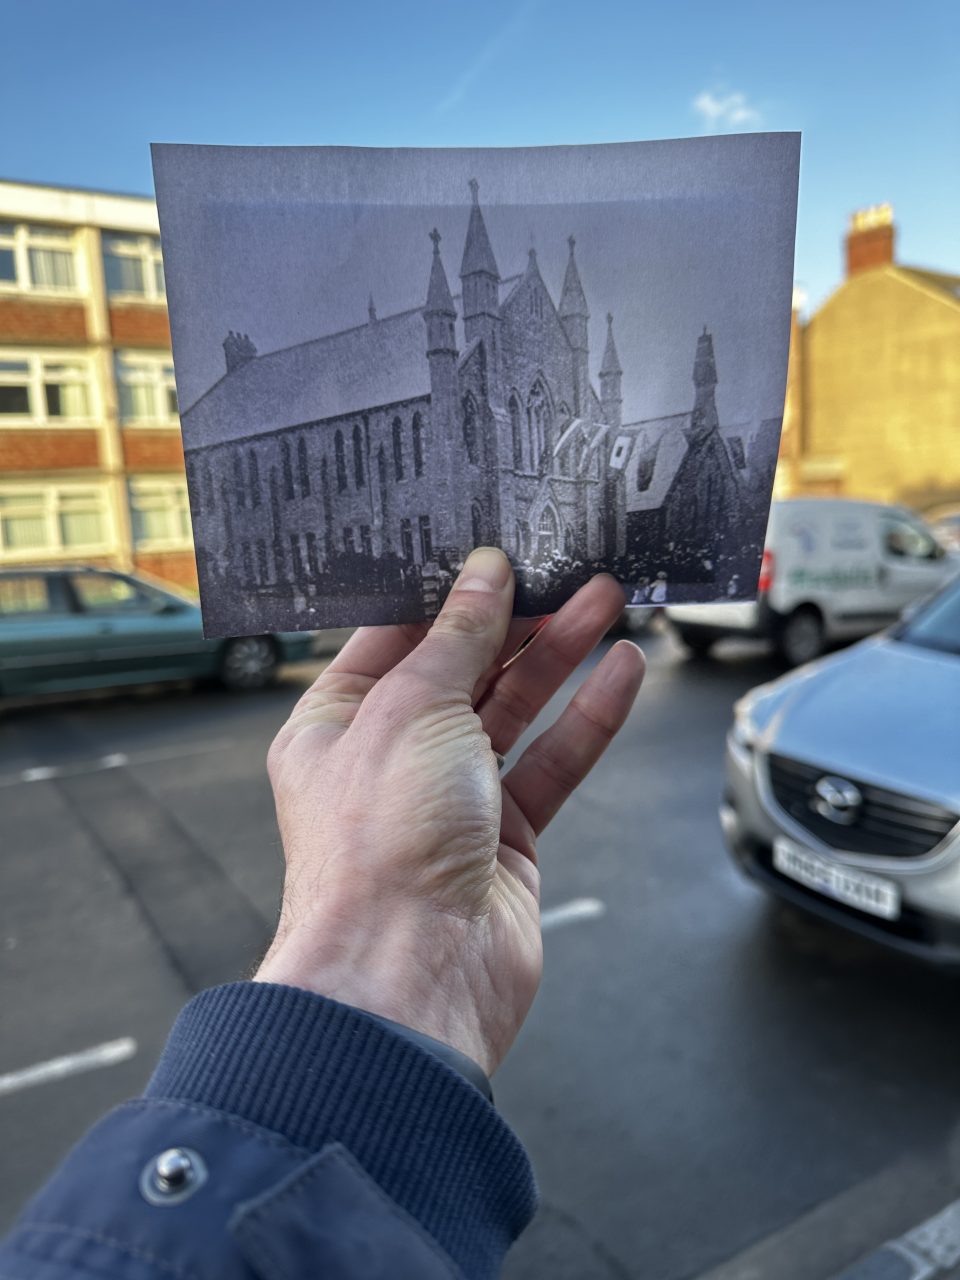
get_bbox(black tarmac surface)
[3,624,960,1278]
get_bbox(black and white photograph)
[153,136,800,635]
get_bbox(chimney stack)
[223,330,258,373]
[845,204,895,278]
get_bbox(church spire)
[559,235,588,319]
[689,325,720,443]
[600,312,622,375]
[559,235,590,415]
[425,227,456,318]
[693,324,718,390]
[460,178,500,280]
[459,180,502,380]
[599,312,623,428]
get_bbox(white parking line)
[0,738,234,788]
[541,897,606,931]
[0,1037,137,1098]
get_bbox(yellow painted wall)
[773,308,804,498]
[797,267,960,510]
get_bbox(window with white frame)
[0,352,94,424]
[0,485,112,559]
[0,222,80,294]
[129,478,192,550]
[103,232,165,301]
[115,352,178,423]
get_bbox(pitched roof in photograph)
[183,308,431,448]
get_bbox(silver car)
[721,575,960,961]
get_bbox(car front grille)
[766,754,959,858]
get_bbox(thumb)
[393,547,514,699]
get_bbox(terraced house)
[0,179,195,592]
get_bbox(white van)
[666,498,958,666]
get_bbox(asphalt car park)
[4,627,960,1279]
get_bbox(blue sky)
[2,0,956,311]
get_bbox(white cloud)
[692,89,762,133]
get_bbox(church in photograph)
[181,180,778,628]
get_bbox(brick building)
[777,205,960,513]
[0,179,196,589]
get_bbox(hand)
[255,548,645,1075]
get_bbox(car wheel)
[776,606,824,667]
[219,636,278,691]
[675,627,714,658]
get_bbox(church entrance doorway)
[537,506,559,559]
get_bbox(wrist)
[254,916,497,1075]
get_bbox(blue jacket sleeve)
[0,982,538,1280]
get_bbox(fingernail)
[456,547,512,593]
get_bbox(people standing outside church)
[1,548,644,1280]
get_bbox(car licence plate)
[773,837,900,921]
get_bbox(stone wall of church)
[186,392,465,598]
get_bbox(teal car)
[0,566,316,696]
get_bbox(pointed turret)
[425,228,457,322]
[460,179,499,279]
[599,312,623,428]
[559,235,588,320]
[559,236,590,416]
[423,228,459,452]
[689,325,720,443]
[459,179,502,375]
[693,324,718,391]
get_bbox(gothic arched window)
[462,394,478,465]
[412,412,424,477]
[297,436,310,498]
[377,444,387,494]
[281,438,294,500]
[509,393,523,470]
[471,501,483,548]
[636,447,656,493]
[234,454,247,509]
[247,450,261,508]
[537,506,559,558]
[527,380,551,470]
[353,423,365,488]
[392,417,404,481]
[334,430,348,493]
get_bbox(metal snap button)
[140,1147,207,1206]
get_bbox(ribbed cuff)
[146,982,536,1278]
[364,1011,493,1101]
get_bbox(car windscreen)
[895,579,960,657]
